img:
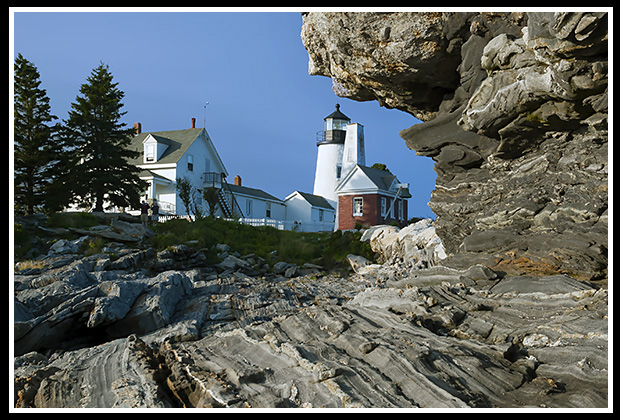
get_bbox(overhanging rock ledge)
[301,11,608,281]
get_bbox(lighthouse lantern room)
[318,103,350,144]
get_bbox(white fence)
[231,218,334,232]
[156,215,334,232]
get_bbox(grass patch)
[150,217,375,268]
[14,212,376,270]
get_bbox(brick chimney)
[234,175,242,186]
[133,122,142,135]
[191,117,196,129]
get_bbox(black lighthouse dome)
[317,104,351,145]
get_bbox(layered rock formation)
[14,235,609,408]
[301,11,608,281]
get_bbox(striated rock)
[101,271,193,339]
[48,236,89,255]
[346,254,373,274]
[14,245,608,408]
[301,11,469,121]
[301,12,608,282]
[66,218,155,245]
[15,335,174,408]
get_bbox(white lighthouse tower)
[313,104,366,206]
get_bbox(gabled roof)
[284,191,335,210]
[358,165,397,191]
[227,184,283,203]
[129,128,227,176]
[129,128,202,165]
[142,133,172,147]
[336,165,411,198]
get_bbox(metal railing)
[203,171,224,187]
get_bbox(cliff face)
[301,12,608,281]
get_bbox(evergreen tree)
[62,62,146,212]
[13,53,60,215]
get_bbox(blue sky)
[12,9,437,219]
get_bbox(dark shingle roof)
[356,165,396,190]
[128,128,204,165]
[293,191,335,210]
[227,184,283,203]
[338,165,412,198]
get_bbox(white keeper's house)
[127,119,292,228]
[128,118,244,218]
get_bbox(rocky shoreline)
[13,217,608,408]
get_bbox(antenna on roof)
[203,101,209,128]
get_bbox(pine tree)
[13,53,59,215]
[63,62,146,212]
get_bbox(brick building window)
[353,197,363,216]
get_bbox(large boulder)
[361,219,446,268]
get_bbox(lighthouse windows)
[325,118,348,131]
[336,165,342,179]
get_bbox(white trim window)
[246,199,253,217]
[353,197,363,216]
[145,144,155,162]
[380,197,387,216]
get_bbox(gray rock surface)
[13,234,608,408]
[301,12,608,282]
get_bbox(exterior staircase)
[204,172,243,219]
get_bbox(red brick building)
[335,165,411,230]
